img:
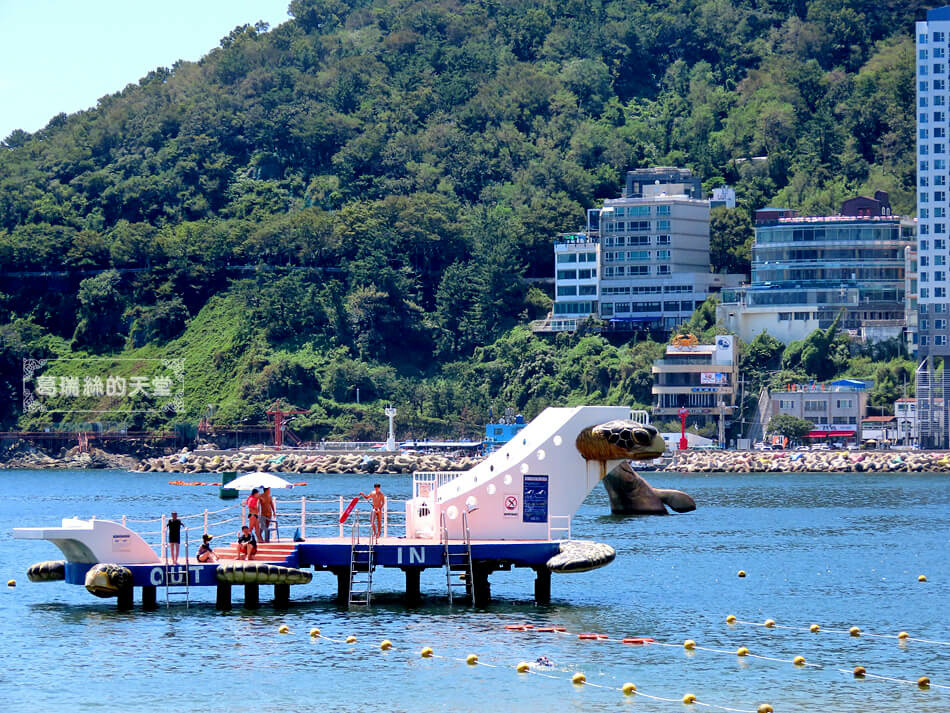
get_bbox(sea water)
[3,469,950,712]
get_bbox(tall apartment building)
[717,198,915,344]
[541,168,744,333]
[917,7,950,447]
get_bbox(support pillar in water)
[244,583,260,609]
[141,585,158,611]
[216,583,232,611]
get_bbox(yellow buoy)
[516,661,531,673]
[853,666,866,678]
[346,635,357,644]
[466,654,478,665]
[737,570,747,578]
[278,624,290,634]
[919,575,928,582]
[810,624,820,633]
[793,656,806,666]
[737,647,750,657]
[849,626,861,637]
[380,640,393,650]
[757,705,774,713]
[918,676,931,689]
[898,631,910,640]
[683,639,696,650]
[764,619,776,628]
[309,627,321,638]
[6,579,14,587]
[421,647,433,658]
[683,693,697,704]
[572,672,586,685]
[726,614,737,624]
[621,682,637,696]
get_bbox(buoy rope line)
[648,641,822,669]
[502,623,821,670]
[303,627,766,713]
[834,668,950,690]
[728,617,950,646]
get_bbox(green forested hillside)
[0,0,927,437]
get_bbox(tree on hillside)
[72,270,126,352]
[710,206,753,275]
[767,414,814,444]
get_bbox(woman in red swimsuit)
[246,488,262,541]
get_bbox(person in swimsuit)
[166,512,183,564]
[259,486,276,542]
[196,534,218,562]
[246,488,262,541]
[359,483,385,539]
[237,525,257,560]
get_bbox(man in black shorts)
[166,512,183,564]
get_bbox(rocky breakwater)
[133,450,482,475]
[0,440,140,470]
[665,450,950,474]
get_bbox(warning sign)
[522,474,548,523]
[505,496,518,511]
[503,492,520,517]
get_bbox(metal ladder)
[348,515,374,607]
[164,528,190,609]
[442,510,475,605]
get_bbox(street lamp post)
[678,407,689,451]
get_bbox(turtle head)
[575,420,665,461]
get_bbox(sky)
[0,0,292,140]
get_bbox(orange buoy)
[578,634,599,640]
[622,638,655,645]
[535,627,558,633]
[294,482,307,486]
[597,635,609,640]
[505,625,527,631]
[554,627,567,632]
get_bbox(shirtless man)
[259,486,276,542]
[359,483,385,539]
[246,488,262,541]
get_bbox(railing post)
[301,496,307,540]
[203,509,208,536]
[383,500,388,539]
[161,513,167,561]
[339,496,344,538]
[122,515,127,528]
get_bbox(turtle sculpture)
[27,560,66,582]
[576,420,696,515]
[84,563,133,598]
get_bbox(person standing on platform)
[259,486,277,542]
[359,483,385,540]
[166,512,183,564]
[246,488,262,541]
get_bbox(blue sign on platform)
[523,475,549,523]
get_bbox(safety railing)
[548,515,572,541]
[108,493,415,557]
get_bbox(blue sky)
[0,0,291,140]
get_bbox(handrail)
[548,515,571,541]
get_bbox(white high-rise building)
[918,8,950,356]
[916,7,950,448]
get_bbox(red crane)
[266,400,310,449]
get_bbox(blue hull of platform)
[61,540,561,587]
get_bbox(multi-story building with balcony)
[537,167,744,334]
[651,335,738,443]
[717,196,915,345]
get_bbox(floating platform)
[15,406,664,610]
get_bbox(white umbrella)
[226,472,295,490]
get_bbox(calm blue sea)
[3,469,949,713]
